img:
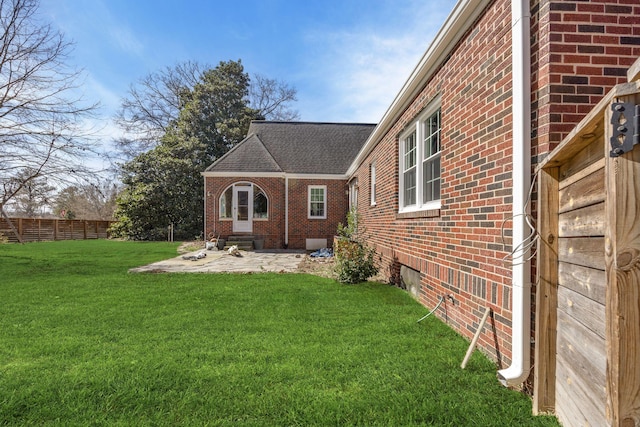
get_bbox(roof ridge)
[252,133,283,172]
[205,133,283,172]
[204,133,255,171]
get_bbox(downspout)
[204,181,209,239]
[284,175,289,248]
[497,0,531,387]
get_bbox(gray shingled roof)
[205,121,376,175]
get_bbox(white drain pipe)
[497,0,532,387]
[285,175,289,247]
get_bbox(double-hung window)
[308,185,327,219]
[399,104,441,212]
[370,162,376,206]
[349,180,358,210]
[422,110,441,205]
[402,132,417,207]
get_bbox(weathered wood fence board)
[558,285,606,340]
[558,262,606,304]
[555,357,607,427]
[556,309,607,389]
[558,202,605,237]
[558,161,605,213]
[0,217,112,243]
[558,237,605,270]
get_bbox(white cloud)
[297,0,456,123]
[43,0,144,58]
[108,26,145,57]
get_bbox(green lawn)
[0,240,558,426]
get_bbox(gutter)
[497,0,532,387]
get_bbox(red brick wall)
[352,0,640,368]
[204,176,348,250]
[532,0,640,160]
[204,176,285,249]
[287,178,349,249]
[352,0,515,366]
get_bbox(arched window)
[220,186,233,219]
[253,187,268,218]
[218,183,269,220]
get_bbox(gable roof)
[205,133,282,173]
[205,121,376,175]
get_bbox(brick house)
[341,0,639,425]
[202,121,375,250]
[204,0,640,423]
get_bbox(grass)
[0,240,559,426]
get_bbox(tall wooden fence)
[0,217,112,243]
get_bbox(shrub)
[334,208,378,284]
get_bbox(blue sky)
[40,0,457,143]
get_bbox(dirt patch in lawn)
[297,255,337,279]
[177,241,206,254]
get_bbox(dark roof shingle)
[206,121,375,175]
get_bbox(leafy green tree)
[114,60,298,161]
[112,60,262,240]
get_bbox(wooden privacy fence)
[0,217,112,243]
[533,59,640,427]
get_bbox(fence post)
[605,93,640,426]
[533,166,559,414]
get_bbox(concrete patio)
[129,248,307,274]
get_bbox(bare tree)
[54,179,118,220]
[7,168,55,217]
[114,60,205,158]
[0,0,99,219]
[249,74,299,121]
[114,60,299,160]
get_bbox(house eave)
[201,171,348,180]
[346,0,492,176]
[201,171,285,178]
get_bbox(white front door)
[233,185,253,233]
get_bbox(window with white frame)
[370,162,376,205]
[349,180,358,210]
[399,105,441,212]
[220,186,233,219]
[219,183,269,219]
[308,185,327,219]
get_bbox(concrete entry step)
[224,235,255,251]
[227,235,255,241]
[224,244,253,251]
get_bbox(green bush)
[334,208,379,284]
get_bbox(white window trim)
[370,162,377,206]
[252,186,270,220]
[349,179,358,210]
[219,182,270,220]
[398,102,442,213]
[308,185,327,219]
